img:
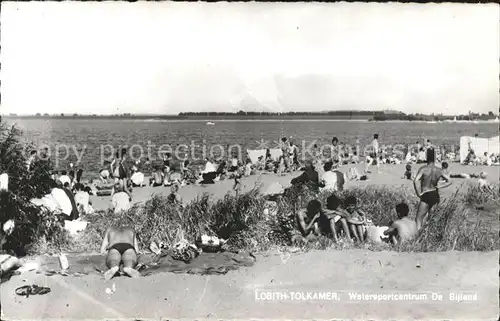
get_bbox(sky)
[1,2,499,116]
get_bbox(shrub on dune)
[0,121,63,255]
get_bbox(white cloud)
[1,2,498,115]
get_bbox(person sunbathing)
[383,202,417,245]
[100,225,140,280]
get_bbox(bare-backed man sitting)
[100,225,141,280]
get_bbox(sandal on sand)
[15,285,51,297]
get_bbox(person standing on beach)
[365,134,380,173]
[331,137,341,166]
[413,148,452,230]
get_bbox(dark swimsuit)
[109,243,135,255]
[421,190,440,208]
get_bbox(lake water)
[6,118,498,175]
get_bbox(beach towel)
[37,251,256,277]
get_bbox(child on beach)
[318,194,352,242]
[295,200,322,238]
[342,196,367,243]
[383,202,417,245]
[478,172,494,193]
[244,159,254,177]
[403,164,413,180]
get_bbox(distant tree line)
[5,110,498,120]
[178,110,375,117]
[372,111,497,121]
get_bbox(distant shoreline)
[3,115,373,121]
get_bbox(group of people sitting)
[295,194,417,245]
[463,149,500,166]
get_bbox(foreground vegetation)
[30,184,499,255]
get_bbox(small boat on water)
[206,122,215,126]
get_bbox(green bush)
[0,121,62,255]
[70,184,498,254]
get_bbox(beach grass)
[40,184,499,255]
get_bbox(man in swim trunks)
[413,148,452,230]
[100,225,140,280]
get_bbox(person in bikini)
[100,225,140,280]
[413,148,452,230]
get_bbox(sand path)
[1,250,498,320]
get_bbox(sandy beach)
[91,162,500,212]
[1,250,498,320]
[2,163,498,320]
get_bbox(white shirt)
[59,175,71,187]
[366,226,390,243]
[112,192,131,213]
[99,169,110,179]
[74,191,93,214]
[372,139,379,155]
[203,161,217,174]
[244,163,252,176]
[31,194,60,213]
[320,171,338,191]
[131,172,145,186]
[231,158,238,167]
[51,188,72,216]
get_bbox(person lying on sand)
[100,225,140,280]
[342,196,367,243]
[383,202,417,245]
[413,148,452,230]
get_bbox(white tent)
[459,135,500,163]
